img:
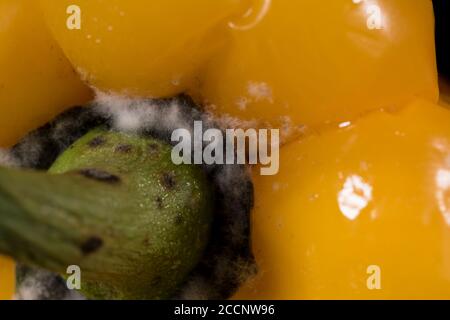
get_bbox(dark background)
[433,0,449,79]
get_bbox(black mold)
[81,236,103,255]
[16,265,83,300]
[434,0,450,79]
[78,169,121,184]
[155,196,164,210]
[12,107,109,170]
[160,172,176,190]
[11,95,255,300]
[115,144,132,153]
[88,136,107,148]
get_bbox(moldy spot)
[143,237,151,246]
[88,136,107,148]
[115,144,132,153]
[81,236,103,255]
[155,196,164,210]
[160,172,176,190]
[78,168,121,184]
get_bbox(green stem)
[0,128,213,299]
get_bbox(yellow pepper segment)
[0,0,445,301]
[38,0,244,98]
[235,99,450,299]
[0,255,14,300]
[0,0,93,148]
[200,0,439,132]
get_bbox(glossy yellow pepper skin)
[235,99,450,299]
[201,0,439,131]
[38,0,244,98]
[0,0,93,299]
[0,256,14,300]
[39,0,438,139]
[0,0,93,148]
[0,1,447,301]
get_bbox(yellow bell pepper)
[0,0,93,148]
[200,0,439,132]
[38,0,438,142]
[0,256,14,300]
[0,0,93,299]
[0,0,447,300]
[38,0,244,98]
[234,99,450,299]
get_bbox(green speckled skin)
[0,128,213,299]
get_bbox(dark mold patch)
[80,236,103,255]
[11,107,109,170]
[88,136,107,148]
[155,196,163,210]
[11,96,255,300]
[160,172,176,190]
[78,169,121,184]
[433,1,450,79]
[142,237,151,246]
[16,265,84,300]
[115,144,132,153]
